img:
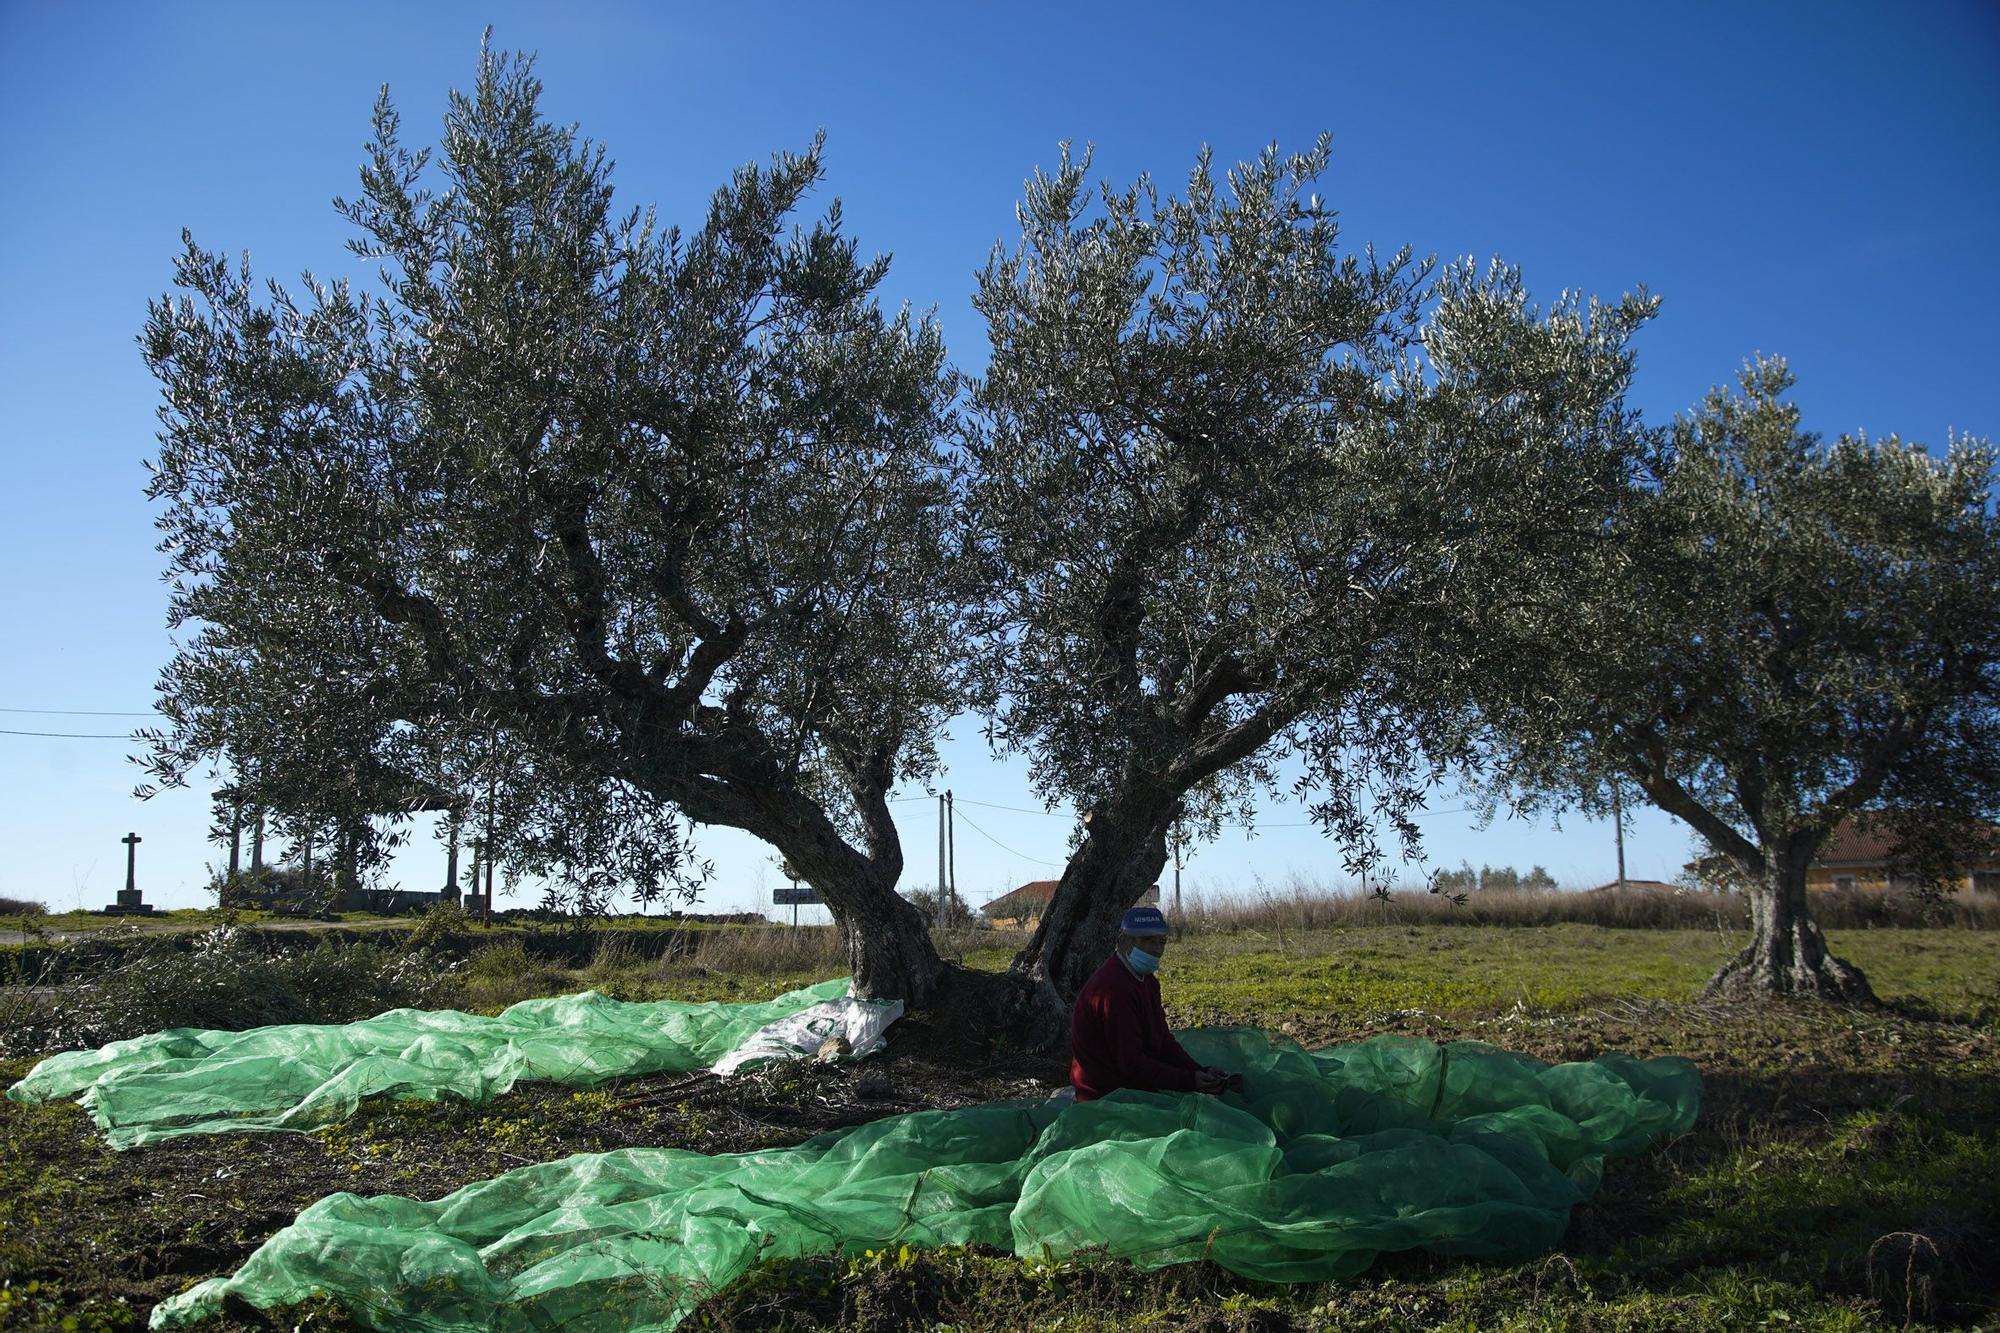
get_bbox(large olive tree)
[142,48,963,1000]
[1475,360,2000,999]
[966,141,1659,1012]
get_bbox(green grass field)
[2,923,1995,1330]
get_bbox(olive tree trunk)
[735,818,945,1006]
[656,741,947,1008]
[1704,848,1876,1002]
[1002,793,1178,1047]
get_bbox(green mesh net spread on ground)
[150,1027,1700,1331]
[7,979,851,1148]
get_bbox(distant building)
[981,878,1160,930]
[1586,879,1683,894]
[1808,813,2000,895]
[1682,812,2000,895]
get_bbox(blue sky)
[2,2,1996,915]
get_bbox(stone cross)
[123,831,142,895]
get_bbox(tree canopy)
[1473,359,2000,997]
[966,140,1658,1001]
[141,47,962,997]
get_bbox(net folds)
[9,979,851,1148]
[149,1026,1700,1331]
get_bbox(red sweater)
[1069,953,1201,1101]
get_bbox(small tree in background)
[1475,361,2000,999]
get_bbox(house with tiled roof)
[1586,879,1683,894]
[1809,812,2000,895]
[981,878,1160,929]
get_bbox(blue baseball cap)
[1119,906,1168,936]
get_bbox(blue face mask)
[1125,943,1162,976]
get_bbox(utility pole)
[444,808,461,904]
[1171,817,1183,920]
[938,793,948,904]
[482,766,496,926]
[1612,787,1628,889]
[227,792,243,879]
[946,789,956,911]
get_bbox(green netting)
[150,1027,1700,1331]
[7,979,851,1148]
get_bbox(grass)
[1133,925,2000,1026]
[2,923,1996,1330]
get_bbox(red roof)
[1816,812,2000,867]
[980,878,1160,919]
[981,880,1059,919]
[1587,879,1681,894]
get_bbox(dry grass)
[1171,881,2000,934]
[687,926,848,977]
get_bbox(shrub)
[902,889,976,930]
[407,901,474,953]
[0,926,460,1056]
[0,897,48,917]
[458,939,578,1009]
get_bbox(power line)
[1258,806,1469,828]
[954,795,1073,818]
[951,805,1065,868]
[0,707,156,717]
[0,728,137,739]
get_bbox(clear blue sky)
[3,2,1996,915]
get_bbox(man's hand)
[1195,1066,1233,1094]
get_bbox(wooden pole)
[1613,787,1627,889]
[482,767,496,926]
[946,789,956,910]
[938,793,947,904]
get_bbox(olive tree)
[142,48,963,999]
[966,140,1658,1010]
[1475,360,2000,999]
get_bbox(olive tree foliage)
[140,49,964,997]
[150,615,454,904]
[1474,360,2000,999]
[966,139,1658,1006]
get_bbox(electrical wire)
[951,805,1065,868]
[953,795,1073,818]
[0,728,137,739]
[0,707,157,716]
[1257,806,1469,828]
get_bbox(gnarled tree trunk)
[657,739,948,1009]
[825,874,945,1005]
[730,820,946,1006]
[1004,793,1178,1048]
[1704,849,1876,1002]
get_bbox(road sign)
[772,884,823,906]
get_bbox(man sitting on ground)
[1070,906,1234,1101]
